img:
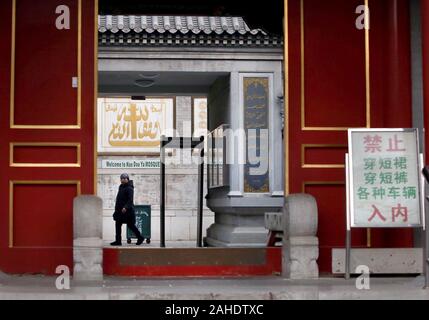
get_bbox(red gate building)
[0,0,428,275]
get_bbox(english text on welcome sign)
[348,129,422,228]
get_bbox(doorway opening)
[96,5,285,276]
[96,68,232,248]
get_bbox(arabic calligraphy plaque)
[243,77,270,193]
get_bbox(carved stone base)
[289,236,319,279]
[205,213,268,247]
[73,196,103,282]
[205,225,268,247]
[73,238,103,281]
[282,194,319,279]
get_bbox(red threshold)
[103,247,282,277]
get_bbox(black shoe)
[136,237,144,245]
[110,240,122,246]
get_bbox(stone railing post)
[282,194,319,279]
[73,195,103,281]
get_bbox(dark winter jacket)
[113,180,135,222]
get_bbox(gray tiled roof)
[98,15,283,48]
[98,15,267,36]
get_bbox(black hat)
[120,173,129,180]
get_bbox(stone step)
[103,247,281,276]
[332,248,423,274]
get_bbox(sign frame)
[348,128,424,229]
[345,128,426,280]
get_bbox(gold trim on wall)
[300,0,371,131]
[94,0,99,195]
[10,0,16,127]
[10,142,81,167]
[10,0,82,129]
[9,180,81,248]
[302,181,345,193]
[284,0,289,195]
[366,228,371,248]
[97,152,161,157]
[302,180,371,247]
[301,144,347,169]
[365,0,371,130]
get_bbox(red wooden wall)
[287,0,414,273]
[0,0,97,274]
[423,0,429,162]
[0,0,416,276]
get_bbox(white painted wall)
[98,96,214,242]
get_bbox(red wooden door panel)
[287,0,413,273]
[0,0,97,275]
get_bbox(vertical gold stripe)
[9,181,13,248]
[10,0,16,129]
[284,0,289,195]
[300,0,305,131]
[94,0,99,195]
[9,1,16,247]
[77,142,81,167]
[365,0,372,247]
[366,228,372,248]
[9,142,13,167]
[365,0,371,129]
[77,0,82,128]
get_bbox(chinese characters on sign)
[97,98,174,153]
[349,129,422,228]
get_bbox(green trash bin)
[127,205,151,244]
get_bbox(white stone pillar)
[73,196,103,281]
[282,194,319,279]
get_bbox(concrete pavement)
[0,273,429,300]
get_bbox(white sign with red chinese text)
[348,129,423,228]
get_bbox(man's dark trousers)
[116,220,142,240]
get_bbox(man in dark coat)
[110,173,144,246]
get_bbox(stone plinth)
[73,238,103,281]
[282,194,319,279]
[73,196,103,281]
[265,212,283,232]
[205,212,268,247]
[332,248,423,274]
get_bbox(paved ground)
[0,273,429,300]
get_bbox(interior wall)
[208,76,231,132]
[97,96,213,243]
